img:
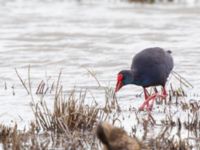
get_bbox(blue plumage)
[115,47,174,111]
[117,47,173,88]
[131,47,173,87]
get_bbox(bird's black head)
[115,70,134,93]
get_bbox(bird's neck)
[123,70,136,85]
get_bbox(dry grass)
[0,68,199,149]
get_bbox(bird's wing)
[130,47,174,84]
[131,48,165,71]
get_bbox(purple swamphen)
[115,47,174,111]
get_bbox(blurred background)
[0,0,200,126]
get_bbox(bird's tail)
[166,50,172,54]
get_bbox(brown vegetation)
[0,68,199,149]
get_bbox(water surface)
[0,0,200,126]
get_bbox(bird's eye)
[117,74,123,81]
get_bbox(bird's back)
[131,47,173,87]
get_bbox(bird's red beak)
[115,74,123,93]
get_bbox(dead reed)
[0,68,199,149]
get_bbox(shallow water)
[0,0,200,127]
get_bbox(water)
[0,0,200,126]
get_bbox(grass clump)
[0,68,200,149]
[34,89,101,133]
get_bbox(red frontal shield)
[115,74,123,93]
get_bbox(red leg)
[157,86,167,99]
[140,88,150,110]
[139,88,150,111]
[139,86,168,111]
[139,92,158,111]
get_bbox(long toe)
[139,101,149,111]
[139,99,150,111]
[139,93,158,111]
[139,104,145,111]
